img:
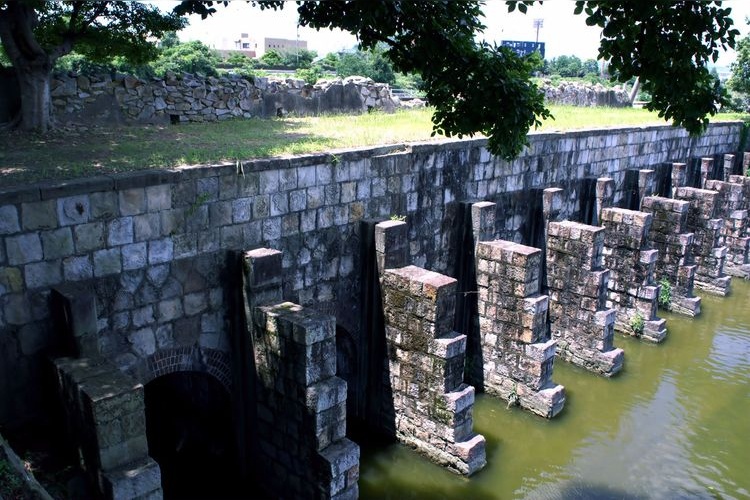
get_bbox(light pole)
[533,18,543,44]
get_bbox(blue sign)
[501,40,545,59]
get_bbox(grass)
[0,106,746,188]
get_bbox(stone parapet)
[246,248,359,499]
[600,207,667,342]
[376,220,486,476]
[674,187,731,295]
[475,239,566,416]
[640,196,701,316]
[704,179,750,278]
[546,220,626,372]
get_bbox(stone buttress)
[375,220,487,476]
[673,187,731,295]
[704,178,750,278]
[244,248,359,500]
[599,207,667,342]
[545,220,626,372]
[640,196,702,316]
[54,357,162,500]
[52,284,162,500]
[469,202,566,417]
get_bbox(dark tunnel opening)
[145,371,243,499]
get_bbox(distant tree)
[729,29,750,98]
[260,49,283,67]
[582,59,599,76]
[550,55,584,78]
[281,48,317,69]
[335,46,395,84]
[226,51,250,67]
[150,40,221,77]
[160,31,181,50]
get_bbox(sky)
[173,1,750,68]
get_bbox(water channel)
[359,280,750,499]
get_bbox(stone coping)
[1,121,742,204]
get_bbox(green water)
[360,280,750,499]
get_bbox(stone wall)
[540,81,631,108]
[704,179,750,278]
[50,72,395,125]
[0,122,743,431]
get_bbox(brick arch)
[140,346,232,392]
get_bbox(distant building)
[263,37,307,56]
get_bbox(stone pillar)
[474,238,567,414]
[640,196,701,316]
[673,187,732,296]
[546,221,625,374]
[671,162,687,197]
[245,248,360,499]
[53,357,162,500]
[542,187,564,241]
[50,283,100,358]
[637,169,655,209]
[375,220,486,476]
[723,154,736,182]
[704,179,750,278]
[743,152,750,175]
[599,208,667,342]
[595,178,614,224]
[700,157,714,188]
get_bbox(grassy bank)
[1,106,746,188]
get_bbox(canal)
[359,280,750,499]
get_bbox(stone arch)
[138,346,232,392]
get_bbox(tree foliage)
[576,0,739,134]
[335,46,396,84]
[729,29,750,98]
[150,40,221,77]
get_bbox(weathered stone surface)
[547,220,627,372]
[600,207,667,342]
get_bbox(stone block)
[25,260,62,289]
[102,458,162,500]
[6,233,42,265]
[21,200,56,231]
[57,195,91,226]
[94,248,121,276]
[428,332,467,359]
[245,248,283,288]
[306,376,347,413]
[119,188,146,216]
[375,220,408,270]
[451,434,487,476]
[0,205,20,235]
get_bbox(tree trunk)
[0,2,55,133]
[15,59,52,132]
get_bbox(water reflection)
[360,281,750,499]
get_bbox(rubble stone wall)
[50,72,395,125]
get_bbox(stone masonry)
[50,72,395,125]
[640,196,701,316]
[546,221,626,373]
[475,240,567,415]
[704,179,750,278]
[599,207,667,342]
[54,357,162,500]
[244,248,359,500]
[376,220,486,476]
[470,201,565,417]
[0,122,742,435]
[673,187,731,296]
